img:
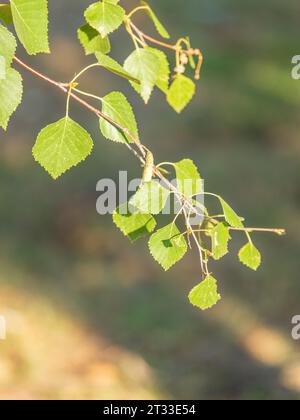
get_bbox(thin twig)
[13,54,286,280]
[14,56,146,160]
[130,22,178,51]
[194,227,286,236]
[13,55,200,216]
[129,22,204,80]
[183,207,206,275]
[229,227,286,236]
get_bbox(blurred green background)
[0,0,300,400]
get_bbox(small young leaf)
[32,117,93,179]
[124,47,161,103]
[174,159,202,197]
[167,75,196,113]
[0,4,12,26]
[239,242,262,271]
[219,198,244,228]
[77,24,110,55]
[100,91,139,144]
[141,1,170,39]
[0,68,23,130]
[95,52,140,83]
[84,1,125,38]
[10,0,49,55]
[147,47,170,94]
[211,222,231,260]
[113,203,156,242]
[149,223,187,271]
[0,23,17,69]
[188,275,221,310]
[129,181,169,215]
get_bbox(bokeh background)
[0,0,300,400]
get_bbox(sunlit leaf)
[149,223,187,270]
[113,203,156,242]
[129,181,169,215]
[0,23,17,70]
[239,242,261,271]
[100,91,139,143]
[167,75,196,113]
[32,117,93,179]
[141,1,170,39]
[211,222,231,260]
[0,68,23,130]
[78,24,110,55]
[219,198,244,228]
[84,1,125,38]
[96,52,140,83]
[174,159,202,197]
[10,0,49,55]
[147,47,170,94]
[189,275,221,310]
[124,47,160,103]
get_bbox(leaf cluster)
[0,1,284,310]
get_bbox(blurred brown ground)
[0,0,300,400]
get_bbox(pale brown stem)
[129,22,178,51]
[194,227,286,236]
[230,227,286,236]
[13,55,200,216]
[129,22,204,80]
[14,56,146,160]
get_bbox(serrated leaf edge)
[0,68,23,131]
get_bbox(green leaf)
[0,56,5,79]
[149,223,187,271]
[173,159,202,197]
[84,1,125,38]
[141,1,170,39]
[95,52,140,83]
[219,198,244,228]
[124,47,160,103]
[188,275,221,310]
[0,67,23,130]
[0,4,12,26]
[0,23,17,70]
[211,222,231,260]
[239,242,262,271]
[32,117,94,179]
[77,24,110,55]
[100,91,139,144]
[167,75,196,113]
[147,47,170,94]
[129,181,169,215]
[10,0,49,55]
[113,203,156,242]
